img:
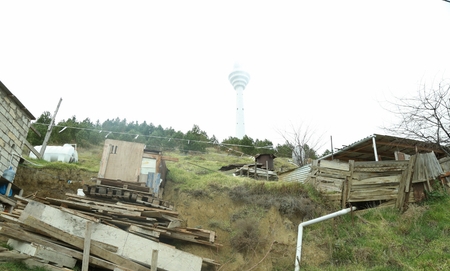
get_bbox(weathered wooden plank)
[317,168,350,177]
[348,191,398,202]
[341,160,354,208]
[353,167,407,172]
[352,175,401,186]
[349,187,399,196]
[350,183,399,190]
[97,179,151,192]
[316,176,345,183]
[82,221,93,271]
[128,225,160,239]
[7,239,77,268]
[0,250,31,261]
[319,160,349,171]
[352,171,403,180]
[46,197,142,217]
[60,207,101,223]
[396,155,416,210]
[354,160,409,169]
[151,250,158,271]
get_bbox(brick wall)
[0,86,33,175]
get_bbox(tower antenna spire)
[228,63,250,139]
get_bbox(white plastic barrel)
[30,144,78,163]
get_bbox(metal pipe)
[330,135,334,160]
[294,206,357,271]
[372,136,379,161]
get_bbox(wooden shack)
[303,134,450,210]
[306,152,449,210]
[255,153,276,170]
[98,139,177,196]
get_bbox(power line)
[31,122,276,151]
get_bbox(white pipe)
[372,136,379,161]
[294,206,357,271]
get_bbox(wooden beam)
[40,98,62,157]
[396,155,416,210]
[82,221,93,271]
[151,250,158,271]
[23,139,42,159]
[28,125,41,137]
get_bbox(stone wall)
[0,83,34,175]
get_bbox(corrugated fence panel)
[279,164,311,183]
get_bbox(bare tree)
[277,123,325,167]
[384,80,450,156]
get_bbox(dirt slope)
[162,180,328,271]
[13,164,327,271]
[14,165,96,199]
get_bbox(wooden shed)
[98,139,177,195]
[255,153,276,170]
[303,134,450,210]
[307,152,449,211]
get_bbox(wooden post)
[341,160,354,208]
[82,221,93,271]
[151,250,158,271]
[40,98,62,157]
[266,161,269,181]
[396,155,416,210]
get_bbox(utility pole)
[39,98,62,157]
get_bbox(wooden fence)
[305,152,449,210]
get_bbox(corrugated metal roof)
[320,134,446,162]
[279,164,311,183]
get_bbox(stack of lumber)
[83,178,174,210]
[0,178,221,271]
[234,165,278,180]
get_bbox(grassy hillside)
[5,145,450,270]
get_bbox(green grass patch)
[301,193,450,270]
[0,262,50,271]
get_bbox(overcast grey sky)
[1,0,450,152]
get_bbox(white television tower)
[228,63,250,139]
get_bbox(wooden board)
[352,175,401,186]
[319,160,349,171]
[7,239,77,268]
